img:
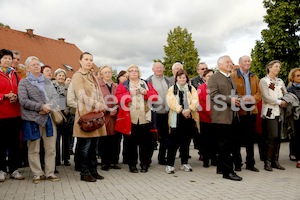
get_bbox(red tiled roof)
[0,26,97,78]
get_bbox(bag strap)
[77,73,100,117]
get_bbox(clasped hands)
[179,106,191,119]
[4,92,18,103]
[130,87,146,96]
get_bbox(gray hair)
[152,62,164,68]
[217,55,230,65]
[25,56,39,66]
[172,62,183,70]
[12,50,21,56]
[238,55,250,64]
[197,62,207,70]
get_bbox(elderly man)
[208,55,242,181]
[147,62,171,165]
[191,62,207,89]
[169,62,183,85]
[231,55,261,172]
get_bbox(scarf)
[0,66,13,76]
[293,83,300,88]
[52,80,66,96]
[27,72,47,101]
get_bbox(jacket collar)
[236,69,254,78]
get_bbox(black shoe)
[234,166,242,172]
[91,172,104,180]
[129,166,138,173]
[271,161,285,170]
[101,165,110,171]
[140,166,148,173]
[64,160,71,166]
[75,166,81,172]
[203,163,209,168]
[81,175,96,182]
[69,150,74,155]
[223,173,242,181]
[111,164,121,169]
[246,166,259,172]
[54,167,59,174]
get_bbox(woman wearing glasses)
[18,56,60,183]
[115,65,158,173]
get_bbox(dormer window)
[63,64,73,71]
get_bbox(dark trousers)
[238,114,256,166]
[156,113,169,162]
[262,117,281,162]
[0,117,22,173]
[167,127,192,166]
[200,122,217,164]
[77,137,99,176]
[214,123,235,175]
[98,133,122,166]
[55,122,71,164]
[124,123,153,167]
[293,118,300,161]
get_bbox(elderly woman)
[96,66,121,171]
[287,68,300,168]
[18,56,60,184]
[0,49,24,182]
[165,69,199,174]
[52,68,71,166]
[260,60,287,171]
[115,65,158,173]
[72,52,106,182]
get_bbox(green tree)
[251,0,300,83]
[163,26,200,77]
[0,23,10,28]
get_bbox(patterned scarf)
[27,72,47,101]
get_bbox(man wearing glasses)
[191,62,208,89]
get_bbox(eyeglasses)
[200,68,208,71]
[129,70,139,73]
[29,63,41,67]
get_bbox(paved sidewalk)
[1,142,300,200]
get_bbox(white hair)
[25,56,39,66]
[172,62,183,70]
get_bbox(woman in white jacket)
[259,60,287,171]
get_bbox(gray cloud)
[1,0,266,78]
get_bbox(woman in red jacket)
[115,64,158,173]
[0,49,24,182]
[197,69,217,168]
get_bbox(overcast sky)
[1,0,267,78]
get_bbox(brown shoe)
[81,175,96,182]
[32,175,46,184]
[91,172,104,180]
[47,176,60,182]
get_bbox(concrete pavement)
[1,142,300,200]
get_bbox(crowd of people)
[1,48,300,184]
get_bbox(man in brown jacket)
[231,55,261,172]
[208,55,242,181]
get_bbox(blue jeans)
[77,137,99,175]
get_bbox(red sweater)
[0,69,21,119]
[197,83,211,123]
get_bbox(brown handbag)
[78,111,105,132]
